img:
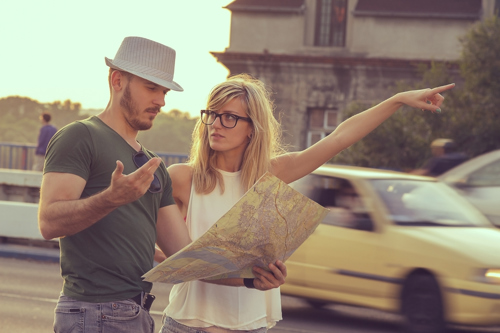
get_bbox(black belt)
[131,292,155,311]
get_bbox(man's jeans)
[54,294,154,333]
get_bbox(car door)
[289,174,392,304]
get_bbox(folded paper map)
[142,172,329,284]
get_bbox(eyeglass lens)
[202,111,237,128]
[132,151,162,193]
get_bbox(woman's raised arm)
[272,83,455,184]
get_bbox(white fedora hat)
[105,36,183,92]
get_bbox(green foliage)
[332,102,435,171]
[460,16,500,97]
[0,96,86,144]
[453,15,500,156]
[137,109,197,154]
[334,16,500,169]
[47,99,83,129]
[0,96,196,154]
[333,62,459,171]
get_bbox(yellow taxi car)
[282,164,500,333]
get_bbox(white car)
[439,149,500,227]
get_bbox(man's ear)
[110,70,126,92]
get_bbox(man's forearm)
[39,188,119,239]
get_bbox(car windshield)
[370,179,486,227]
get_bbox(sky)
[0,0,234,118]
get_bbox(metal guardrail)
[157,152,190,166]
[0,143,36,170]
[0,142,188,170]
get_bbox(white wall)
[227,0,487,61]
[0,201,41,240]
[350,16,476,60]
[228,12,305,54]
[0,169,43,240]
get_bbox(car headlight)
[475,269,500,284]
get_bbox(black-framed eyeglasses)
[200,110,252,129]
[132,151,162,193]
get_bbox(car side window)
[467,159,500,186]
[291,175,374,231]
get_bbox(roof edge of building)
[353,10,480,20]
[211,51,459,69]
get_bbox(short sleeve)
[44,121,93,180]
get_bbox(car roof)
[311,164,436,181]
[439,149,500,182]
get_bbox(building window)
[314,0,347,47]
[307,108,338,146]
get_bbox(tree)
[48,99,84,129]
[0,96,46,143]
[0,96,85,143]
[333,16,500,169]
[0,95,197,155]
[333,63,458,171]
[332,101,434,171]
[137,109,197,154]
[451,15,500,156]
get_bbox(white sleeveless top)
[164,170,282,330]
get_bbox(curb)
[0,243,60,263]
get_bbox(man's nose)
[154,94,166,107]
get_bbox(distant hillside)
[0,96,196,154]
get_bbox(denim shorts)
[53,294,154,333]
[160,316,267,333]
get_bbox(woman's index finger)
[430,83,455,95]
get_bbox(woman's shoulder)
[167,163,193,206]
[167,163,193,186]
[167,163,192,176]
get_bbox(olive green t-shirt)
[44,116,175,302]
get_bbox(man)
[38,36,286,333]
[412,138,468,176]
[32,112,57,171]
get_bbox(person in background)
[159,74,455,333]
[411,138,468,176]
[323,182,370,230]
[32,112,57,171]
[38,37,285,333]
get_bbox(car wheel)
[401,274,446,333]
[306,300,328,308]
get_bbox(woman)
[160,74,454,332]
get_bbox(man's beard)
[120,83,159,131]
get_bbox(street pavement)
[1,243,499,333]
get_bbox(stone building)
[212,0,498,150]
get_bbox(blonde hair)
[189,74,284,194]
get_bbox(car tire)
[401,274,446,333]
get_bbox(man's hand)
[252,260,287,291]
[106,158,161,206]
